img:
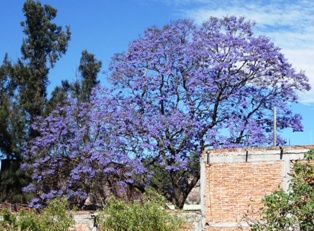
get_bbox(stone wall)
[68,211,202,231]
[200,145,314,231]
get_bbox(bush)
[98,189,184,231]
[0,197,74,231]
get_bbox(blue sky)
[1,0,314,145]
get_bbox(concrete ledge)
[205,221,250,227]
[203,145,314,163]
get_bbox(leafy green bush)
[0,197,74,231]
[250,149,314,230]
[98,189,184,231]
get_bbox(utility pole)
[273,107,276,147]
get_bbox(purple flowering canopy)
[108,16,309,208]
[23,88,146,208]
[24,16,310,209]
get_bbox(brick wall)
[200,145,314,231]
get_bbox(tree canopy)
[19,0,70,125]
[0,0,71,160]
[0,0,71,203]
[23,16,310,208]
[107,16,310,207]
[44,50,102,115]
[23,88,146,208]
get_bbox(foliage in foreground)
[0,198,74,231]
[98,189,184,231]
[250,149,314,230]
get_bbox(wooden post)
[273,107,276,147]
[245,150,249,162]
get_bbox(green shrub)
[250,149,314,230]
[98,189,184,231]
[0,197,74,231]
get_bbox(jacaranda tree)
[23,87,147,208]
[24,16,310,209]
[107,16,310,208]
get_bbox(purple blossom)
[24,16,310,209]
[107,16,310,207]
[24,90,148,207]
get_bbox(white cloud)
[166,0,314,104]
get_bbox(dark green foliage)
[44,80,71,115]
[250,149,314,230]
[0,160,32,203]
[0,54,18,159]
[45,50,101,115]
[0,0,70,203]
[19,0,71,123]
[68,50,102,102]
[78,50,102,101]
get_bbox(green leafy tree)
[0,54,17,160]
[69,50,102,102]
[250,149,314,230]
[45,50,101,115]
[0,0,70,203]
[0,161,32,203]
[19,0,71,129]
[78,50,102,101]
[44,80,71,116]
[0,56,31,202]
